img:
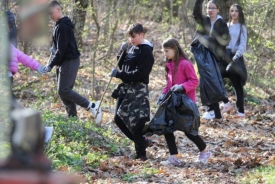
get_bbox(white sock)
[87,102,95,110]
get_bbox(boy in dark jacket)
[110,23,154,161]
[44,1,101,123]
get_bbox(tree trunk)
[73,0,89,50]
[91,0,100,100]
[216,0,241,22]
[3,0,9,9]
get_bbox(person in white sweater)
[221,4,248,117]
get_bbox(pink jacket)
[162,58,199,102]
[9,44,40,75]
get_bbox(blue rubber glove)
[157,94,165,105]
[226,56,239,72]
[36,65,46,74]
[109,68,119,77]
[43,65,52,73]
[171,84,184,92]
[232,55,239,62]
[120,42,130,51]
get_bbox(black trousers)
[221,56,245,113]
[114,97,147,156]
[56,58,90,117]
[208,103,222,119]
[164,132,206,155]
[222,74,244,112]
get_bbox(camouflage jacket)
[116,82,150,133]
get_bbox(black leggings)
[222,74,244,113]
[114,97,147,156]
[208,103,222,119]
[164,132,206,155]
[221,56,245,113]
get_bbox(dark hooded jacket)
[6,10,17,47]
[48,16,80,68]
[116,40,154,84]
[192,0,230,63]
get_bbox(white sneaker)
[160,155,181,166]
[236,112,245,117]
[198,151,211,163]
[89,101,102,124]
[221,102,232,114]
[202,110,215,119]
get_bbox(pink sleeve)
[162,82,170,94]
[16,47,40,70]
[181,62,199,93]
[162,64,171,94]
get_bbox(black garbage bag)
[191,39,226,106]
[147,92,174,136]
[147,91,200,136]
[170,92,200,135]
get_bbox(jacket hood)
[140,39,154,48]
[207,15,223,22]
[56,16,74,29]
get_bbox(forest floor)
[12,21,275,183]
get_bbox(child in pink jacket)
[157,38,211,166]
[9,43,45,77]
[6,10,45,77]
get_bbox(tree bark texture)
[73,0,89,50]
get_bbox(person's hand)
[226,62,234,72]
[109,68,119,78]
[43,65,52,73]
[232,55,238,62]
[121,42,130,51]
[171,84,184,92]
[36,65,47,74]
[157,94,165,105]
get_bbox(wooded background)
[3,0,275,98]
[2,1,275,183]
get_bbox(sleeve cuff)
[116,72,121,79]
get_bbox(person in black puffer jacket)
[193,0,231,122]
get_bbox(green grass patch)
[42,111,130,171]
[122,165,159,182]
[240,166,275,184]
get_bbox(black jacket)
[49,17,80,68]
[6,10,17,47]
[116,40,154,84]
[192,0,230,62]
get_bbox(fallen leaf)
[223,140,235,147]
[99,161,109,172]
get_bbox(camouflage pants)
[116,83,150,133]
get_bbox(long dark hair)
[162,38,188,80]
[228,4,245,25]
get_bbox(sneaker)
[236,112,245,117]
[160,155,181,166]
[202,110,215,119]
[221,102,232,114]
[89,101,102,124]
[134,155,147,161]
[199,151,211,163]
